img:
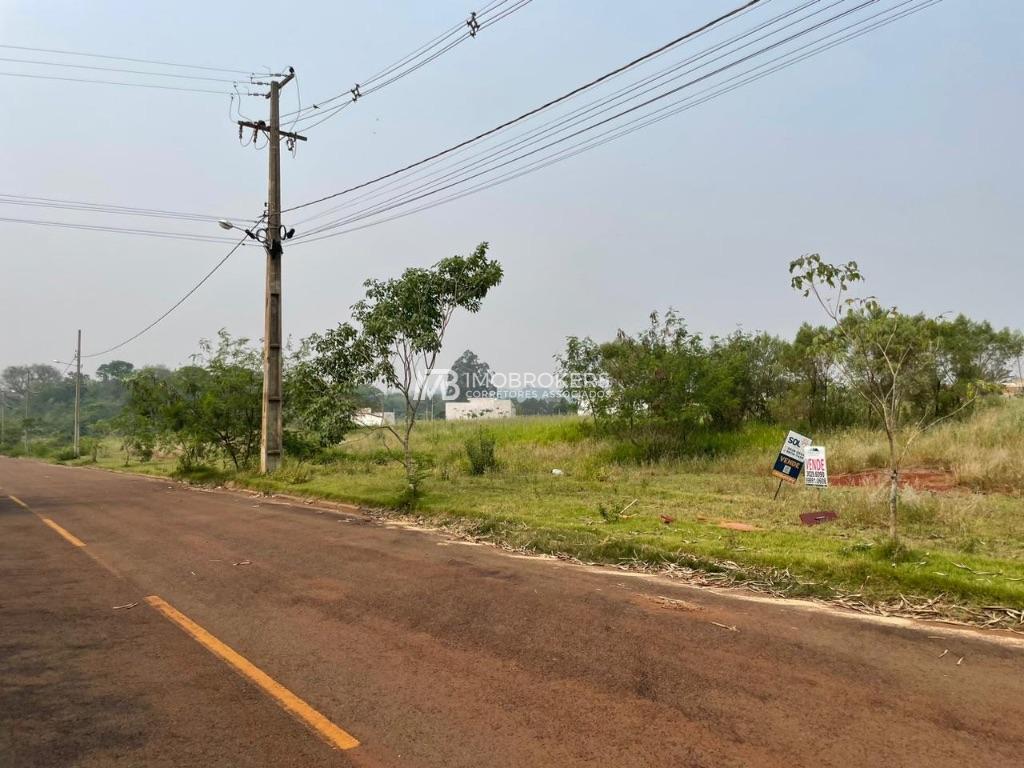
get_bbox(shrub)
[283,430,322,464]
[273,460,314,485]
[80,437,100,463]
[465,427,498,475]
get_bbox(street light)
[216,219,294,241]
[217,218,264,243]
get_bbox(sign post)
[771,430,812,498]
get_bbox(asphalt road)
[2,456,1022,767]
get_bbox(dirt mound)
[831,468,957,492]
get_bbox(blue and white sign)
[771,430,813,484]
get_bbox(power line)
[0,55,242,83]
[294,0,819,228]
[284,0,510,120]
[294,0,892,236]
[284,0,532,131]
[288,0,941,244]
[294,0,890,237]
[284,0,764,214]
[360,0,510,88]
[0,70,229,95]
[478,0,534,29]
[0,194,247,224]
[357,0,531,98]
[298,0,848,236]
[0,215,244,244]
[0,42,253,75]
[82,222,262,360]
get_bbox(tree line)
[3,244,504,505]
[558,307,1021,458]
[0,360,135,458]
[3,249,1019,531]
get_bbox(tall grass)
[348,398,1023,493]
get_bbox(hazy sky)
[2,0,1021,378]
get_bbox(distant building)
[445,397,515,421]
[1003,379,1024,397]
[353,408,397,427]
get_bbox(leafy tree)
[556,335,611,419]
[450,349,494,401]
[310,242,503,500]
[96,360,135,383]
[285,332,361,448]
[558,312,773,456]
[121,333,261,471]
[789,254,990,543]
[705,331,789,425]
[2,364,63,449]
[780,323,851,428]
[931,316,1023,416]
[2,364,61,396]
[513,396,576,416]
[197,332,262,469]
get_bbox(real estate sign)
[803,446,829,488]
[771,430,812,484]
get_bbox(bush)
[80,437,100,463]
[121,433,155,464]
[465,427,498,475]
[273,460,314,485]
[283,430,322,464]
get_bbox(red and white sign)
[804,446,828,487]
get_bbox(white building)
[353,408,397,427]
[445,397,515,421]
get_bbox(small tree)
[121,333,261,471]
[789,255,975,543]
[312,242,503,502]
[197,332,262,470]
[285,332,361,449]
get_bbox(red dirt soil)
[718,521,762,532]
[831,468,958,492]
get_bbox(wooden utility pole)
[74,329,82,458]
[23,369,30,452]
[238,68,305,474]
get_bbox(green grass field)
[72,398,1024,618]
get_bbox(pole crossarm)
[237,120,308,142]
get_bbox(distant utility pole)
[74,329,82,458]
[237,68,306,474]
[54,335,83,457]
[23,369,30,451]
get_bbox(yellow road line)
[41,517,86,548]
[144,595,360,751]
[9,495,91,549]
